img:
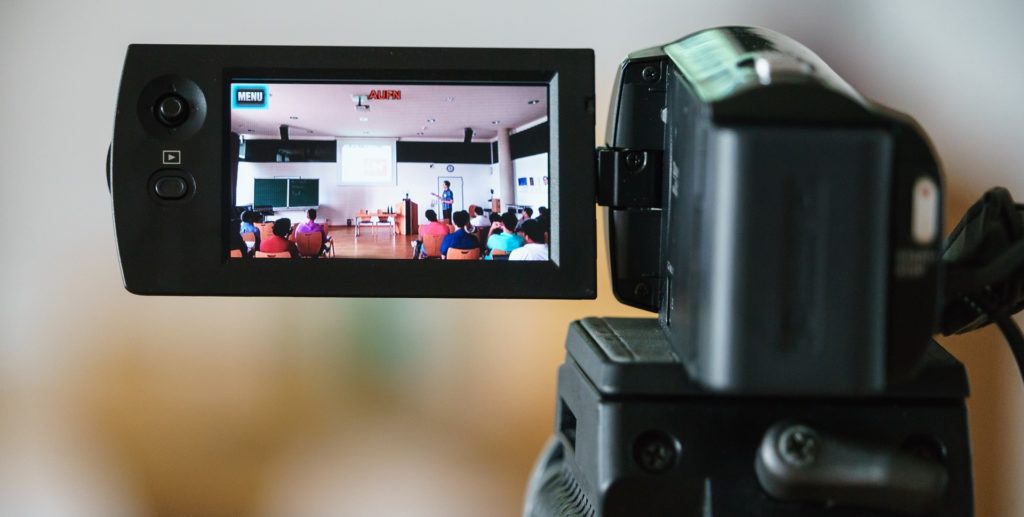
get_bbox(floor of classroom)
[325,226,420,259]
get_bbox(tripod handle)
[755,422,948,515]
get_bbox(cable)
[966,290,1024,386]
[941,187,1024,386]
[993,314,1024,386]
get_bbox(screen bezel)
[218,47,596,298]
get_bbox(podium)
[395,198,418,235]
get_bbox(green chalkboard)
[288,179,319,207]
[254,178,287,208]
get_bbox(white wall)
[237,160,494,224]
[513,153,549,211]
[396,162,494,221]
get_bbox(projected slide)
[340,141,395,185]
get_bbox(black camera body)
[598,27,943,395]
[529,28,972,517]
[108,27,991,517]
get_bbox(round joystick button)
[156,94,189,126]
[154,176,188,200]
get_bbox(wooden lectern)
[395,198,418,235]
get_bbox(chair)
[446,247,480,260]
[355,210,377,236]
[321,219,335,257]
[254,250,291,259]
[375,212,396,235]
[475,227,490,252]
[323,234,335,257]
[240,231,258,254]
[490,248,510,261]
[421,234,445,259]
[295,231,324,258]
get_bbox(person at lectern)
[440,180,454,221]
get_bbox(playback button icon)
[162,150,181,165]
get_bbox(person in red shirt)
[259,218,299,258]
[416,209,450,258]
[419,209,450,237]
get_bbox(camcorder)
[110,26,1024,516]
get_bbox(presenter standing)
[438,180,454,222]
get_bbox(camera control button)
[911,177,939,245]
[156,94,189,126]
[154,176,188,200]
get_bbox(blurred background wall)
[1,1,1021,515]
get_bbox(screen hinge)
[596,147,663,209]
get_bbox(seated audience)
[295,208,331,255]
[419,209,451,237]
[470,206,490,228]
[488,212,502,225]
[515,207,534,231]
[509,219,549,261]
[486,212,525,259]
[441,210,480,257]
[535,206,550,233]
[416,209,451,259]
[229,218,250,258]
[239,210,261,251]
[259,218,299,258]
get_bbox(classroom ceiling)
[231,83,548,141]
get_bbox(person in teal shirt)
[485,212,524,260]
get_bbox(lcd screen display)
[228,82,551,262]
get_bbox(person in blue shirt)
[486,212,525,260]
[440,180,454,221]
[239,210,261,254]
[441,210,479,257]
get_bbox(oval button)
[154,176,188,199]
[911,176,938,245]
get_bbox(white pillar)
[497,127,515,209]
